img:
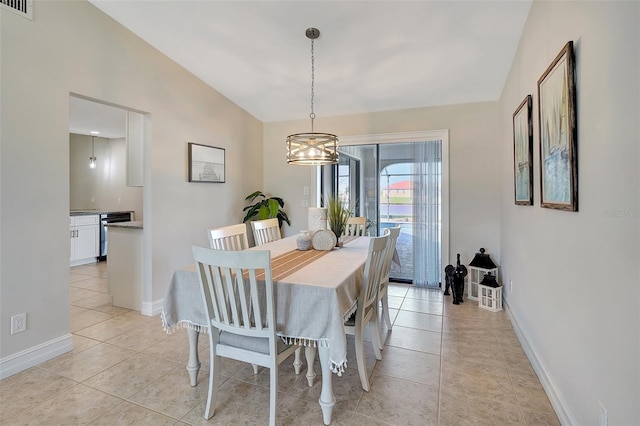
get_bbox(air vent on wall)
[1,0,32,20]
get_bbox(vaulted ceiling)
[72,1,531,136]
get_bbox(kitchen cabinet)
[70,214,99,266]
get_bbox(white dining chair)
[345,216,367,236]
[192,246,298,426]
[208,223,263,374]
[208,223,250,251]
[251,218,281,246]
[377,225,401,349]
[344,234,388,392]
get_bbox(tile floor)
[0,262,560,425]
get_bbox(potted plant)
[326,195,352,245]
[242,190,291,229]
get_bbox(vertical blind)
[411,140,442,287]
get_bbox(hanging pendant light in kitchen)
[89,135,97,169]
[286,28,338,165]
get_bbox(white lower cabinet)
[70,215,99,266]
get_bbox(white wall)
[69,134,143,220]
[0,0,262,370]
[263,102,502,266]
[499,1,640,424]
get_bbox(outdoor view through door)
[322,139,443,287]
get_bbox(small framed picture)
[513,94,533,205]
[537,41,578,211]
[188,143,225,183]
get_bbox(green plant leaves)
[242,191,291,227]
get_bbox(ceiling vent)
[1,0,32,19]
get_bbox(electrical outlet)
[301,199,309,208]
[11,313,27,335]
[303,186,309,195]
[598,401,608,426]
[117,197,122,205]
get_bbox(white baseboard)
[142,298,163,317]
[0,333,73,380]
[504,299,576,426]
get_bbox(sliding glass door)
[322,135,446,287]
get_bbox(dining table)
[161,234,371,425]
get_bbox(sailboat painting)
[513,94,533,205]
[537,41,578,211]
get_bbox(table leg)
[317,345,335,425]
[293,347,302,375]
[304,346,317,387]
[186,328,201,387]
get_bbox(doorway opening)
[321,131,449,287]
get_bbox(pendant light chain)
[310,37,315,133]
[285,27,338,165]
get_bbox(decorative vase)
[311,229,337,251]
[308,207,328,235]
[296,230,312,251]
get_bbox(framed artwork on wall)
[513,94,533,205]
[188,142,225,183]
[537,41,578,211]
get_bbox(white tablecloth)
[161,236,370,372]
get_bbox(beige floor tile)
[375,345,440,386]
[91,400,179,425]
[521,407,561,426]
[70,273,93,283]
[106,321,172,352]
[72,292,114,310]
[93,303,132,316]
[509,369,557,413]
[70,287,103,303]
[400,298,444,315]
[350,413,396,425]
[393,310,442,332]
[441,333,505,367]
[83,353,178,398]
[231,358,301,394]
[386,295,404,309]
[71,334,102,353]
[439,387,524,426]
[385,325,441,355]
[127,366,209,420]
[441,357,516,404]
[71,276,109,292]
[20,383,121,425]
[0,367,77,423]
[356,374,439,425]
[179,378,270,425]
[387,284,409,298]
[275,393,355,425]
[70,308,113,332]
[404,287,444,302]
[74,316,137,341]
[38,342,135,382]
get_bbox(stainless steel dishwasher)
[99,212,133,260]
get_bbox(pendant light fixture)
[89,136,97,169]
[286,28,338,165]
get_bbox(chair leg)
[355,328,370,392]
[378,291,392,351]
[205,349,221,419]
[269,366,278,426]
[370,317,383,361]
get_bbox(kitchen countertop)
[70,210,134,216]
[106,221,143,229]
